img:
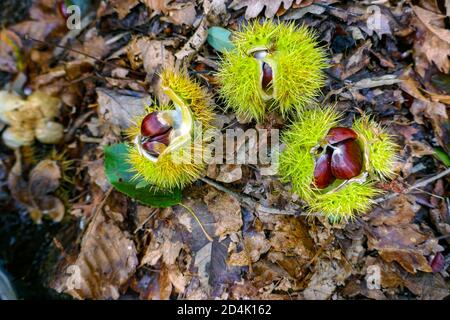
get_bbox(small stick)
[374,167,450,204]
[24,34,146,77]
[200,177,307,216]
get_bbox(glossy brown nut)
[331,139,363,180]
[313,151,335,189]
[141,111,171,137]
[261,62,273,91]
[150,128,172,146]
[142,140,167,157]
[326,127,358,145]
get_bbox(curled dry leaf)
[52,212,138,300]
[8,157,65,223]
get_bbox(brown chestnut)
[313,151,335,189]
[326,127,358,145]
[150,129,172,146]
[141,111,172,138]
[330,140,363,180]
[261,62,273,91]
[142,140,168,157]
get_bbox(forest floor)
[0,0,449,300]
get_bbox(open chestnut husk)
[139,111,175,158]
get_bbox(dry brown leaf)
[8,157,65,223]
[411,8,450,74]
[230,0,301,19]
[214,164,242,183]
[367,197,442,274]
[269,216,315,259]
[413,6,450,44]
[110,0,140,19]
[127,37,175,75]
[228,231,270,266]
[204,187,242,237]
[168,3,197,26]
[332,41,371,80]
[143,0,198,25]
[52,211,138,299]
[303,257,352,300]
[97,88,150,129]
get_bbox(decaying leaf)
[367,196,443,274]
[204,187,243,238]
[52,211,138,300]
[303,257,352,300]
[8,156,65,223]
[230,0,302,19]
[97,88,150,129]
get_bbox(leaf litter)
[0,0,448,301]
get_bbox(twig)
[82,187,113,240]
[200,177,307,216]
[374,168,450,204]
[133,208,159,234]
[24,35,146,77]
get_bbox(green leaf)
[207,26,235,53]
[104,143,182,208]
[433,147,450,167]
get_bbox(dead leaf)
[367,196,442,274]
[413,6,450,44]
[8,156,65,223]
[168,3,197,26]
[303,257,352,300]
[52,212,138,299]
[332,41,371,80]
[204,187,242,237]
[110,0,140,19]
[411,8,450,74]
[230,0,301,19]
[215,164,242,183]
[96,88,150,129]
